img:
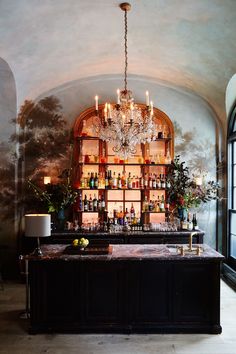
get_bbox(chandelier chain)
[124,9,128,92]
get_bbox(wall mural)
[0,94,219,276]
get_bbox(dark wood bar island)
[29,244,224,334]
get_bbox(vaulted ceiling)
[1,0,236,128]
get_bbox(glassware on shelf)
[114,156,119,163]
[81,120,88,137]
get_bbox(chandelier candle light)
[93,3,157,159]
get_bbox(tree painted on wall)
[0,95,72,220]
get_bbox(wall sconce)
[194,176,203,186]
[25,214,51,256]
[43,176,51,184]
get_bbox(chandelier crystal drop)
[93,2,157,159]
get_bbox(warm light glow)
[195,176,203,186]
[150,101,154,116]
[43,176,51,184]
[117,89,120,104]
[95,95,98,110]
[146,91,149,106]
[25,214,51,237]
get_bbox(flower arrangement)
[168,156,220,213]
[28,173,78,213]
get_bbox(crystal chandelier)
[93,2,157,159]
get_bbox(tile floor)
[0,280,236,354]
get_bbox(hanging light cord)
[124,8,128,92]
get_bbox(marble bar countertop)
[51,230,205,237]
[27,244,224,262]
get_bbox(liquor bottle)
[108,170,113,189]
[159,195,165,212]
[144,173,148,189]
[130,203,135,219]
[83,194,88,211]
[112,172,117,189]
[90,172,94,189]
[128,172,132,189]
[105,170,109,189]
[132,175,136,189]
[94,173,98,189]
[101,195,106,212]
[135,176,139,189]
[193,213,199,230]
[118,173,122,189]
[80,172,85,189]
[84,173,88,188]
[149,198,154,211]
[76,192,83,211]
[157,175,162,189]
[87,172,91,188]
[187,212,193,231]
[89,194,93,211]
[139,174,144,189]
[125,207,130,223]
[155,199,160,212]
[152,174,157,189]
[149,173,153,189]
[161,174,166,189]
[113,202,118,219]
[98,197,102,212]
[93,194,98,211]
[118,207,124,225]
[181,214,188,230]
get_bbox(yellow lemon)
[72,239,79,246]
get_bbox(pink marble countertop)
[25,244,224,262]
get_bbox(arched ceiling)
[1,0,236,128]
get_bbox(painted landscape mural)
[0,82,222,277]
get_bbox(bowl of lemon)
[72,238,89,251]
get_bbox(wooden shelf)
[76,210,107,213]
[77,162,172,167]
[76,188,167,191]
[142,211,169,214]
[77,136,172,142]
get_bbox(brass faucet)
[188,232,198,251]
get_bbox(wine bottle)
[112,172,117,189]
[84,194,88,211]
[105,170,109,189]
[152,174,157,189]
[161,174,166,189]
[193,213,199,230]
[149,173,153,189]
[89,194,93,211]
[128,172,132,189]
[130,203,135,219]
[101,195,106,212]
[118,173,122,189]
[94,173,98,189]
[80,172,85,189]
[93,194,98,211]
[90,172,94,189]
